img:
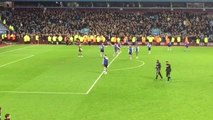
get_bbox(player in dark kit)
[167,41,172,51]
[156,60,163,80]
[184,41,189,52]
[78,43,83,57]
[103,54,109,74]
[118,42,121,53]
[166,61,172,81]
[147,43,152,54]
[129,45,133,60]
[114,43,119,56]
[0,107,2,120]
[135,45,139,59]
[100,43,104,57]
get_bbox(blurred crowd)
[0,8,213,43]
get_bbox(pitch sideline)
[0,91,86,95]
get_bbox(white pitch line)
[111,60,145,71]
[0,91,86,95]
[86,52,122,94]
[0,45,14,49]
[0,55,34,68]
[0,45,32,55]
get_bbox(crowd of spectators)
[1,8,213,40]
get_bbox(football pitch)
[0,44,213,120]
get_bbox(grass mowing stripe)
[0,55,34,68]
[86,52,122,94]
[0,91,86,95]
[0,45,32,54]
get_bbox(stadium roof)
[8,0,213,2]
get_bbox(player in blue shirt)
[100,43,105,57]
[135,45,139,59]
[103,54,109,74]
[147,43,152,54]
[129,45,133,60]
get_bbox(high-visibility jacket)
[52,36,57,42]
[79,36,84,42]
[97,36,101,42]
[101,36,106,42]
[9,25,14,31]
[171,37,175,43]
[48,36,52,42]
[58,36,63,42]
[11,34,16,41]
[11,26,14,31]
[148,36,154,43]
[83,35,88,42]
[159,37,162,42]
[204,37,208,43]
[111,37,116,43]
[132,37,136,43]
[177,36,181,42]
[196,38,200,44]
[3,19,6,25]
[35,35,39,41]
[1,34,5,39]
[117,37,121,43]
[74,35,79,41]
[90,35,94,42]
[69,36,73,42]
[24,35,30,42]
[87,35,91,42]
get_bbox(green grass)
[0,45,213,120]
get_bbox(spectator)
[4,113,10,120]
[0,107,2,120]
[1,8,212,42]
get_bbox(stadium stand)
[0,23,8,34]
[0,1,213,45]
[2,9,211,35]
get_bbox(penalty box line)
[0,55,35,68]
[0,45,33,55]
[86,51,122,94]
